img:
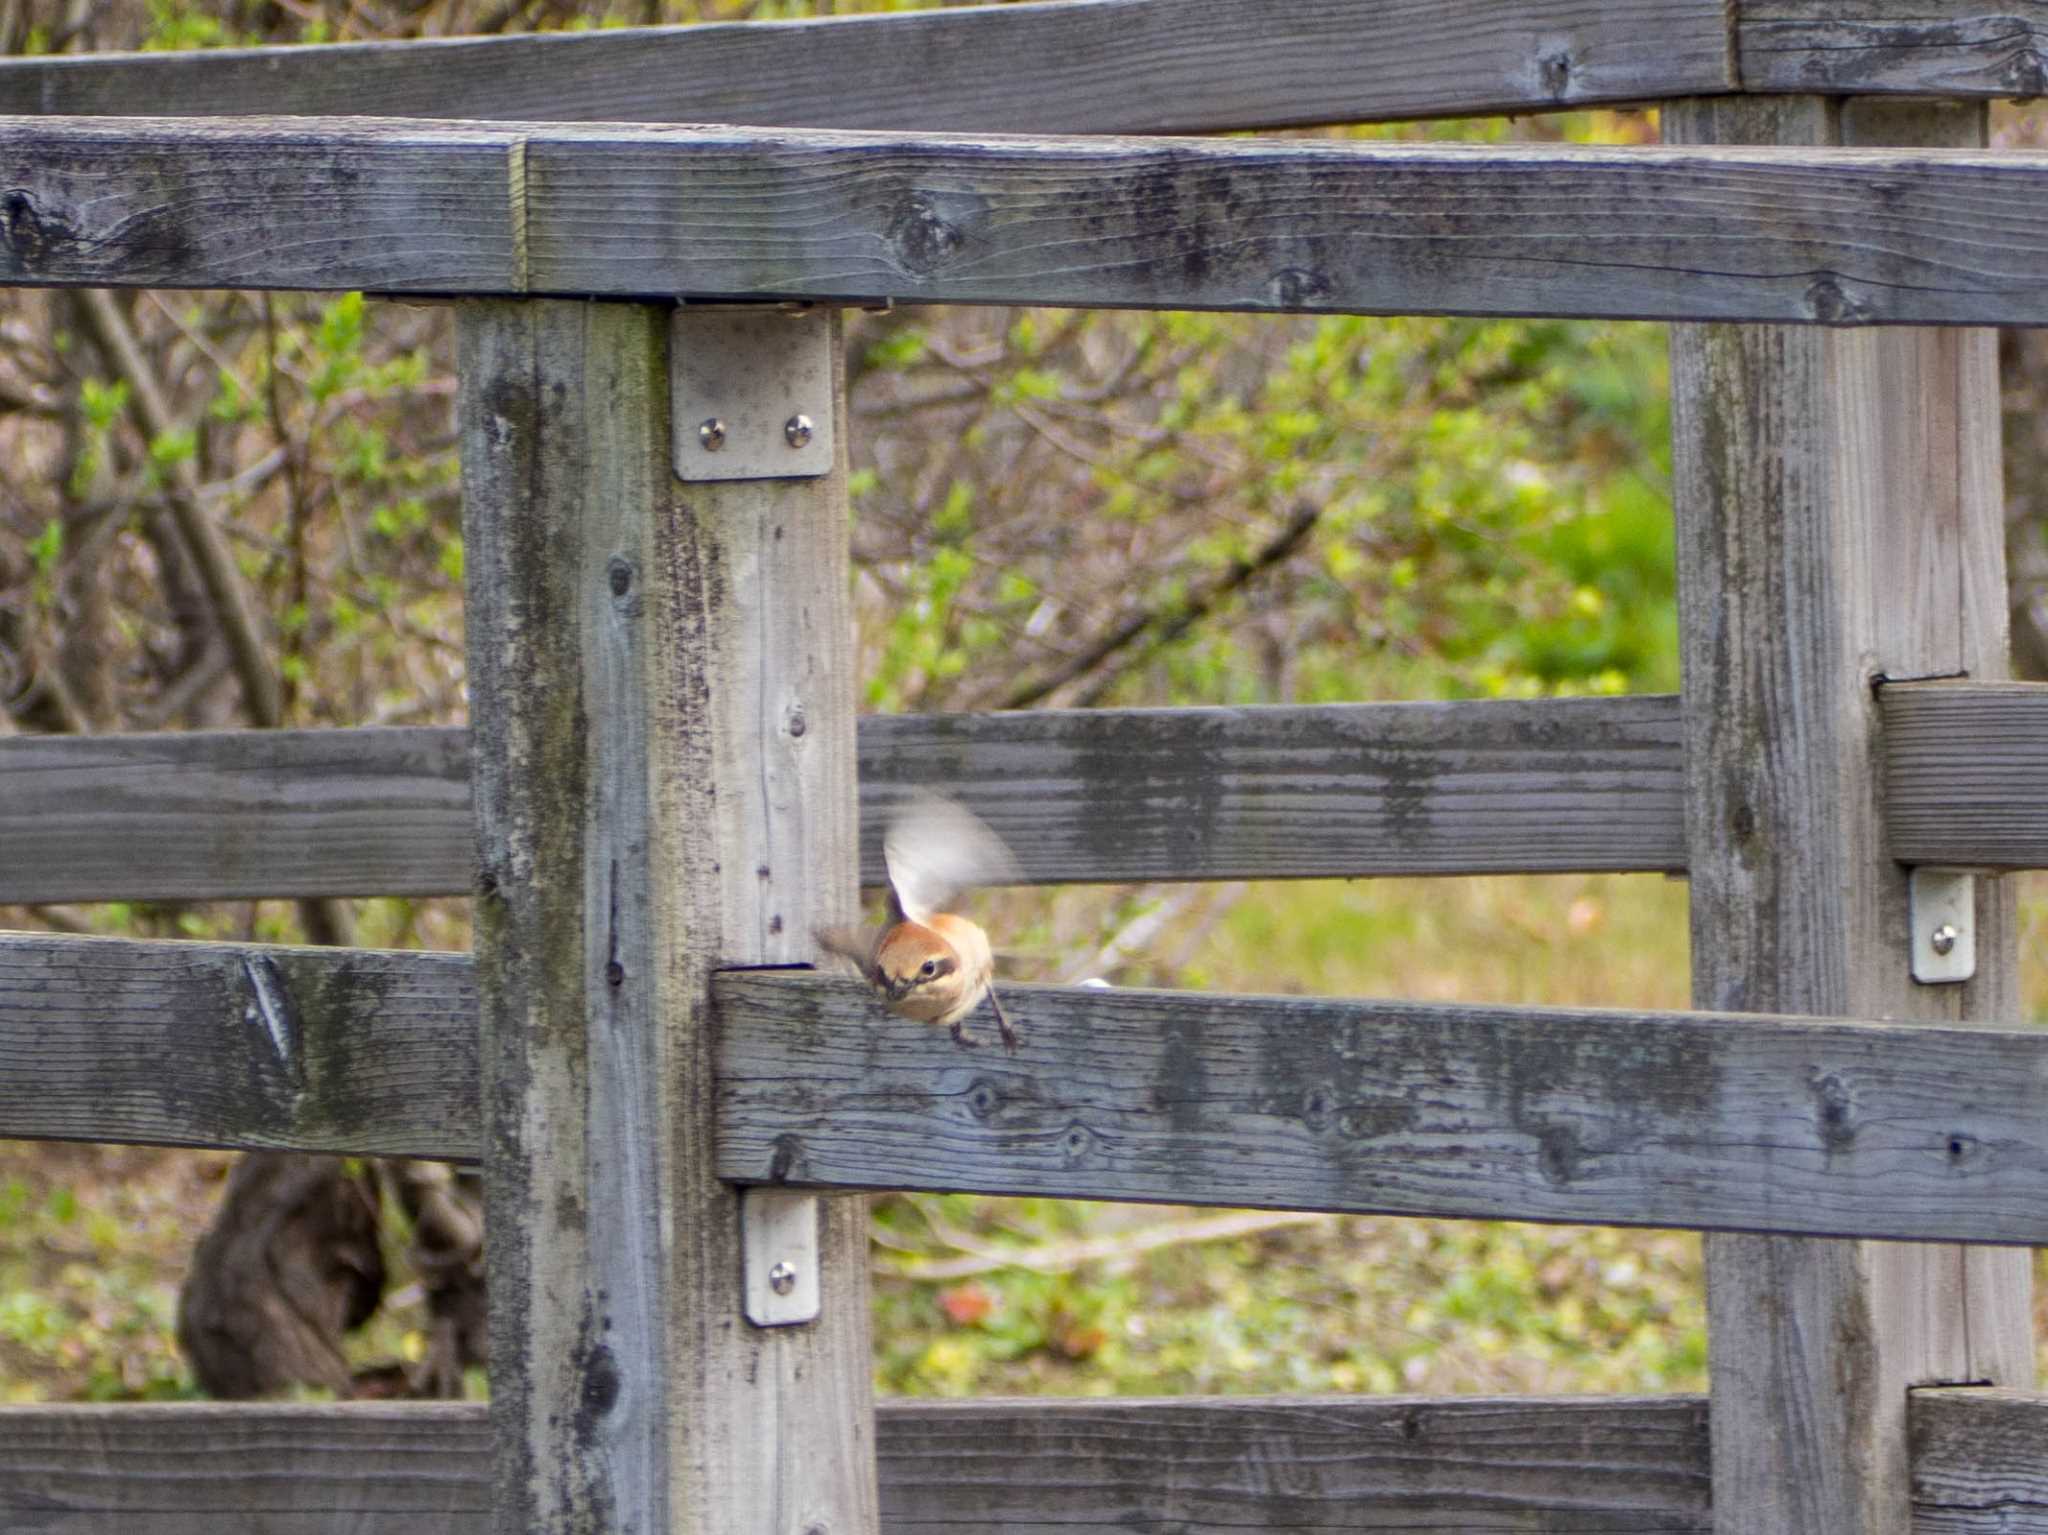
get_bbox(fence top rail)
[6,115,2048,324]
[0,0,1736,134]
[0,1,2040,133]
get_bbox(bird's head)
[872,922,962,1016]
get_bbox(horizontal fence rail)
[0,1388,2035,1533]
[0,697,1688,902]
[714,972,2048,1245]
[9,120,2048,324]
[1881,682,2048,870]
[0,0,2037,132]
[0,934,474,1161]
[2,686,2038,905]
[0,0,1735,133]
[9,932,2048,1244]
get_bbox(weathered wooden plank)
[0,1394,1715,1534]
[0,697,1691,902]
[0,726,472,902]
[1739,2,2048,98]
[2,1388,2044,1533]
[8,685,2048,903]
[1884,682,2048,869]
[712,971,2048,1246]
[0,931,474,1159]
[0,0,1732,132]
[460,300,874,1535]
[9,119,2048,324]
[1668,92,2032,1535]
[1912,1388,2048,1534]
[12,931,2048,1245]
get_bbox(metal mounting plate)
[672,307,835,482]
[740,1188,821,1327]
[1909,866,1976,984]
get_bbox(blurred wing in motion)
[883,791,1020,923]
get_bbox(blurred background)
[3,0,2046,1406]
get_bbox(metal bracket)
[672,307,835,483]
[740,1188,821,1327]
[1909,866,1976,984]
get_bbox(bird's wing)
[883,791,1019,924]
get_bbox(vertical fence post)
[1667,96,2034,1535]
[460,298,877,1535]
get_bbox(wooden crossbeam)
[6,120,2048,323]
[0,1388,2036,1532]
[3,686,2041,905]
[0,0,1734,133]
[8,933,2048,1246]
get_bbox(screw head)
[767,1260,798,1296]
[784,413,814,449]
[698,418,727,451]
[1931,922,1959,956]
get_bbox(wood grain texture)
[1884,682,2048,869]
[1668,92,2032,1535]
[0,931,474,1159]
[13,932,2048,1247]
[0,726,471,902]
[9,118,2048,324]
[0,0,1732,132]
[12,1390,2036,1534]
[0,1394,1716,1534]
[459,300,874,1535]
[1913,1388,2048,1534]
[0,697,1691,902]
[713,971,2048,1246]
[1739,1,2048,97]
[10,684,2048,903]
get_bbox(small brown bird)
[820,791,1020,1051]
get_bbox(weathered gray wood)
[0,0,1731,132]
[460,300,874,1535]
[0,697,1691,901]
[0,931,474,1159]
[10,685,2048,902]
[1668,92,2033,1535]
[11,119,2048,324]
[713,971,2048,1246]
[16,932,2048,1245]
[1739,2,2048,98]
[0,1394,1715,1534]
[1912,1388,2048,1534]
[1884,682,2048,869]
[0,726,471,902]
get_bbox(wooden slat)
[15,935,2048,1246]
[712,970,2048,1246]
[4,1391,2041,1533]
[1884,682,2048,869]
[0,0,1733,133]
[0,697,1690,902]
[10,119,2048,324]
[1739,2,2048,98]
[0,1394,1715,1534]
[3,685,2042,905]
[1912,1388,2048,1535]
[0,931,474,1160]
[0,726,472,902]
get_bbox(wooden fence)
[2,2,2048,1532]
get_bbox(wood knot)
[1,189,73,269]
[1267,267,1331,308]
[888,195,966,277]
[2006,49,2047,99]
[1804,276,1872,327]
[1538,50,1573,96]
